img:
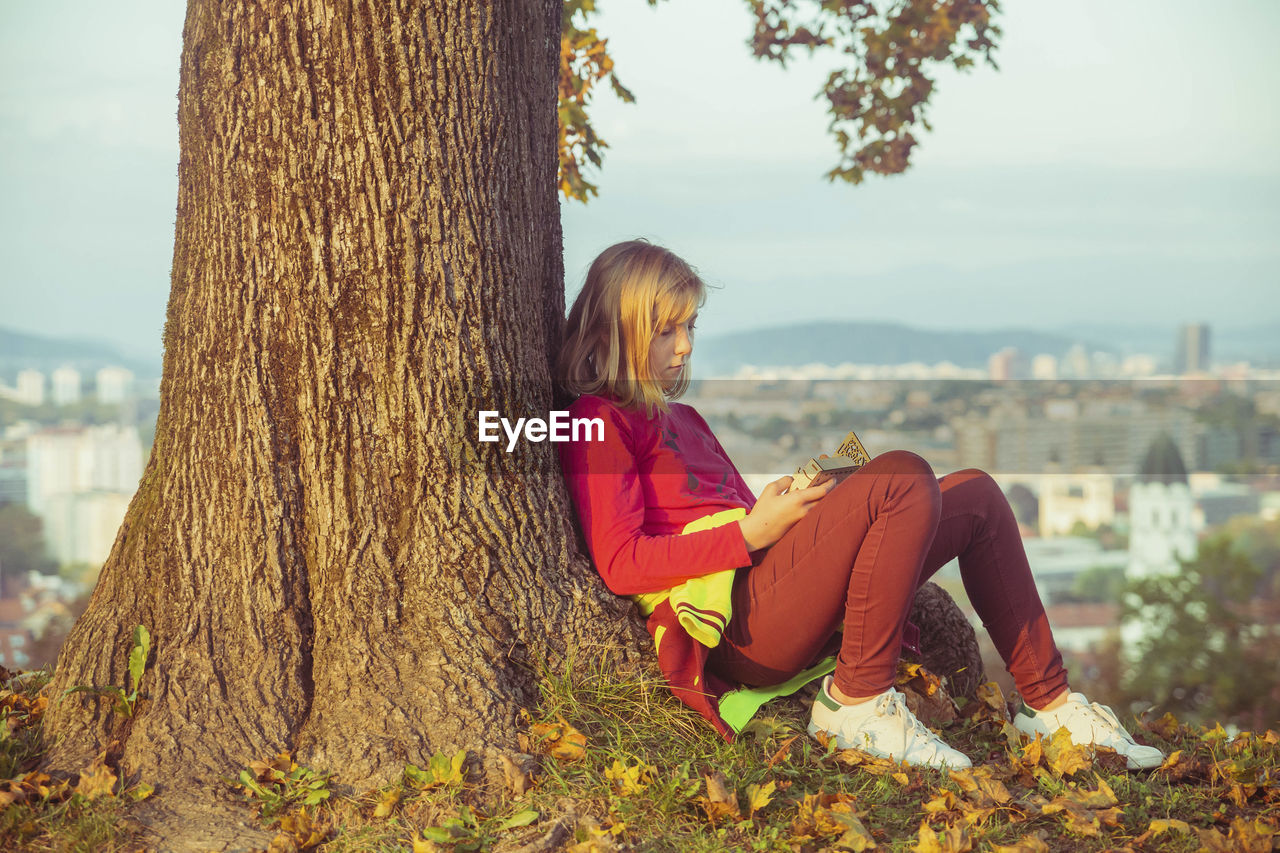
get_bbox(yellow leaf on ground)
[275,808,328,851]
[1227,817,1277,853]
[833,812,878,851]
[792,792,858,838]
[1143,711,1186,740]
[409,831,441,853]
[913,821,945,853]
[1059,774,1117,809]
[529,716,587,762]
[949,766,1013,807]
[697,771,739,823]
[975,682,1007,720]
[74,752,117,800]
[745,780,775,818]
[127,782,155,801]
[603,759,654,796]
[1043,803,1099,837]
[372,788,399,818]
[1147,817,1192,836]
[1195,826,1235,852]
[922,789,959,816]
[989,832,1050,853]
[1044,727,1093,777]
[914,823,971,853]
[835,748,899,775]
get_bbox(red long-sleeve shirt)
[557,394,757,595]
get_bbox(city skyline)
[1,1,1278,357]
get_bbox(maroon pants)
[709,450,1069,708]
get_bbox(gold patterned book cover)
[789,429,871,491]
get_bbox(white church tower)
[1123,434,1197,654]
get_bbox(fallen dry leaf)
[792,792,858,838]
[834,748,900,775]
[498,753,535,797]
[696,770,739,823]
[922,789,960,816]
[269,807,329,852]
[989,831,1050,853]
[1156,749,1213,783]
[74,751,117,800]
[767,734,800,768]
[603,759,654,796]
[912,821,971,853]
[745,780,775,818]
[1133,816,1192,846]
[1057,774,1117,810]
[1143,711,1191,741]
[949,766,1013,808]
[1043,727,1093,778]
[974,681,1008,722]
[528,716,587,762]
[372,788,399,818]
[1223,816,1276,853]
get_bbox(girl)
[556,240,1163,770]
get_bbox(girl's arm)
[558,400,753,596]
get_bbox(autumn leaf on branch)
[744,0,1002,184]
[557,0,653,202]
[558,0,1000,201]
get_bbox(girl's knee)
[868,450,940,508]
[945,468,1015,520]
[874,449,936,479]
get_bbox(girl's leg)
[710,450,941,698]
[918,468,1069,709]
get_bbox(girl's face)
[649,314,695,388]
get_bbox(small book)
[787,429,872,492]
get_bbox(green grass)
[3,662,1278,851]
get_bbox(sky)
[1,0,1278,359]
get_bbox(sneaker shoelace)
[877,691,941,750]
[1072,699,1138,746]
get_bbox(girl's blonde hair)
[557,240,705,414]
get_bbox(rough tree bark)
[44,0,644,810]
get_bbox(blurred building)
[953,402,1195,477]
[1030,354,1059,380]
[1039,471,1115,537]
[50,366,82,406]
[987,347,1026,381]
[40,491,134,566]
[25,424,144,566]
[15,369,45,406]
[1127,435,1197,580]
[95,366,136,404]
[1175,324,1210,374]
[0,437,28,506]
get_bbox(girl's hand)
[738,475,836,551]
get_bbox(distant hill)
[695,321,1098,373]
[0,327,159,378]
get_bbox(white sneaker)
[808,677,971,770]
[1013,692,1165,770]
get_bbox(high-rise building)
[15,370,45,406]
[987,347,1026,381]
[1174,324,1210,374]
[1031,354,1059,380]
[95,366,136,404]
[50,366,82,406]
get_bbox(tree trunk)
[44,0,645,804]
